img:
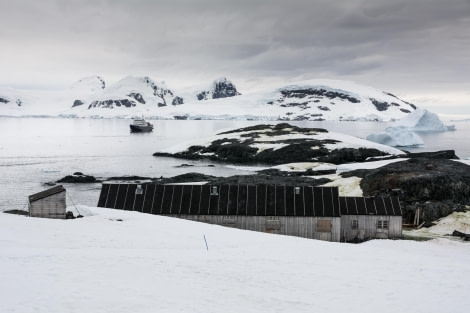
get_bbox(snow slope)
[1,207,469,313]
[1,77,417,121]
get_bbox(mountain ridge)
[0,76,417,121]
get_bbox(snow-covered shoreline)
[1,206,469,313]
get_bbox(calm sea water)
[1,117,469,211]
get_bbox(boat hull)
[130,125,153,132]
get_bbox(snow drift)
[1,206,469,313]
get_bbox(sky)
[0,0,469,117]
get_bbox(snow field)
[1,206,469,313]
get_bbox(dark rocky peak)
[211,77,241,99]
[196,77,241,100]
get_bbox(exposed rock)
[153,123,400,165]
[3,209,29,216]
[279,88,361,104]
[405,150,459,159]
[172,96,184,105]
[0,97,9,104]
[196,77,241,100]
[211,78,241,99]
[128,93,145,104]
[88,99,136,109]
[358,158,470,222]
[174,115,189,120]
[72,100,84,107]
[106,175,153,182]
[16,99,22,106]
[57,172,98,183]
[197,91,209,101]
[370,98,390,111]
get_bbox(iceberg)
[395,108,453,132]
[366,126,424,147]
[365,108,454,147]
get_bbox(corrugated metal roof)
[98,183,341,217]
[28,185,66,203]
[339,196,402,216]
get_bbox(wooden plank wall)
[171,215,341,242]
[340,215,403,241]
[29,191,66,219]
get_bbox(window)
[377,220,389,229]
[295,187,301,195]
[211,186,218,196]
[351,219,358,229]
[317,220,332,232]
[266,219,281,231]
[135,185,143,195]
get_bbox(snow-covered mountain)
[1,77,418,121]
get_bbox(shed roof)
[29,185,66,203]
[98,183,341,217]
[339,196,402,216]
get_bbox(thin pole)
[203,234,209,250]
[66,192,81,216]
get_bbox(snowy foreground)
[1,206,469,313]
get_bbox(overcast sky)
[1,0,469,116]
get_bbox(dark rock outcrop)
[128,93,145,104]
[279,88,361,104]
[57,172,97,183]
[404,150,458,159]
[88,99,136,109]
[370,98,390,111]
[153,123,399,165]
[172,96,184,105]
[196,77,241,100]
[72,100,84,107]
[211,78,241,99]
[358,158,470,222]
[0,97,9,104]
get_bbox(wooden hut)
[98,183,342,242]
[28,185,66,219]
[339,196,402,241]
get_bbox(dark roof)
[98,183,341,217]
[29,185,66,203]
[339,196,402,216]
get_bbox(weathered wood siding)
[169,215,341,242]
[340,215,402,241]
[29,191,66,219]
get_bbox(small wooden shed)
[28,185,67,219]
[339,196,402,242]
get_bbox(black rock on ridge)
[197,77,241,100]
